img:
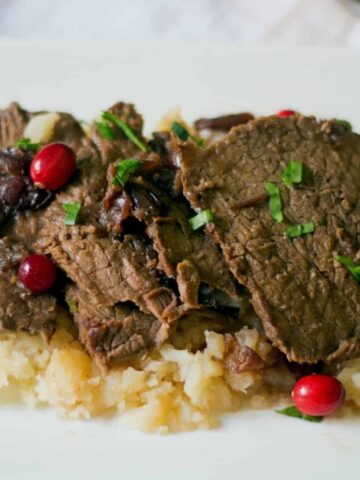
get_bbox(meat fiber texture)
[0,103,85,339]
[179,115,360,364]
[38,101,245,369]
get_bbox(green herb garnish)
[15,137,42,152]
[189,209,214,230]
[285,222,314,240]
[171,121,205,147]
[66,298,78,314]
[282,161,303,187]
[265,182,283,223]
[102,111,147,152]
[276,406,323,423]
[335,255,360,282]
[62,202,81,226]
[96,121,116,140]
[171,121,190,141]
[112,159,143,187]
[334,119,352,131]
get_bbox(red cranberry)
[30,143,76,190]
[19,254,56,293]
[277,109,296,118]
[292,374,345,417]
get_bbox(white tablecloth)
[0,0,359,46]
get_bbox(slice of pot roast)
[178,114,360,364]
[100,135,241,310]
[66,286,167,370]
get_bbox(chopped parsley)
[62,202,81,226]
[96,121,116,140]
[285,222,314,240]
[15,137,42,152]
[334,119,352,131]
[102,111,147,152]
[276,406,323,423]
[66,298,78,314]
[112,159,143,187]
[282,161,303,187]
[189,209,214,230]
[171,121,205,147]
[335,255,360,282]
[265,182,283,223]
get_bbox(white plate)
[0,41,359,480]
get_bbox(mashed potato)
[0,312,356,433]
[338,358,360,413]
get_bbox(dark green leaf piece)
[96,121,116,140]
[15,137,42,152]
[112,159,143,187]
[285,222,314,239]
[334,119,352,131]
[276,406,323,423]
[335,255,360,282]
[171,121,205,147]
[102,111,147,152]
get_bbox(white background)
[0,0,360,46]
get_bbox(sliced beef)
[147,214,239,307]
[38,103,178,323]
[40,214,177,319]
[176,259,200,307]
[0,103,29,148]
[91,102,147,165]
[102,165,240,309]
[0,104,85,338]
[178,114,360,364]
[3,210,44,248]
[67,286,166,370]
[0,103,87,242]
[63,101,150,205]
[0,238,59,338]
